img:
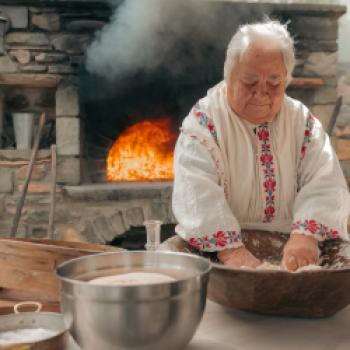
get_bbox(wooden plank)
[17,183,62,193]
[0,238,123,299]
[48,145,57,238]
[0,74,62,88]
[0,159,51,168]
[0,252,55,272]
[0,265,59,296]
[336,138,350,161]
[290,77,324,88]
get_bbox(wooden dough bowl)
[167,230,350,318]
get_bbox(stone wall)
[0,1,347,242]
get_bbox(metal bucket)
[0,302,69,350]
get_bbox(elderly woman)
[172,20,350,271]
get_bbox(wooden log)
[289,77,324,88]
[48,144,57,239]
[0,74,62,88]
[0,159,51,167]
[10,113,46,237]
[0,238,123,299]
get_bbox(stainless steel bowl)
[56,251,211,350]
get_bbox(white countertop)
[67,300,350,350]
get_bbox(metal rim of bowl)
[56,250,212,287]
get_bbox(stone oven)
[0,0,347,244]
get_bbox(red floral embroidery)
[263,178,276,192]
[300,114,315,161]
[292,219,340,240]
[213,231,228,247]
[304,219,320,234]
[193,103,218,144]
[257,123,276,223]
[187,230,242,251]
[257,128,270,141]
[260,153,273,165]
[188,237,201,250]
[264,205,275,217]
[297,114,316,192]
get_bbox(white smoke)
[86,0,261,81]
[86,0,350,81]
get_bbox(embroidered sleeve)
[291,219,340,241]
[172,132,243,252]
[187,230,243,252]
[293,113,350,241]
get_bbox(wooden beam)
[0,159,51,168]
[0,74,62,88]
[290,77,324,88]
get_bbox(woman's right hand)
[217,246,261,268]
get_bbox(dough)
[88,272,176,286]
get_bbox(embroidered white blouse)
[172,81,350,252]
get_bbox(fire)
[107,118,177,181]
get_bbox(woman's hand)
[217,246,261,268]
[282,233,319,271]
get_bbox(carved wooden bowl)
[163,230,350,318]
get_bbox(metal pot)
[56,251,211,350]
[0,302,69,350]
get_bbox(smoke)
[86,0,264,81]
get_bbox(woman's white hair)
[224,20,295,85]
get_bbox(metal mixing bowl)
[56,251,211,350]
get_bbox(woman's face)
[227,42,287,124]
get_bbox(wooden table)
[66,299,350,349]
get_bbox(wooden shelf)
[289,77,324,88]
[0,74,62,88]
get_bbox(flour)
[0,328,58,345]
[338,244,350,259]
[253,261,322,272]
[270,239,284,249]
[295,264,322,272]
[88,272,176,286]
[257,262,282,270]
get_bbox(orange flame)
[107,119,177,181]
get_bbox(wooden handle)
[10,113,46,237]
[48,144,57,239]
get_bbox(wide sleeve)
[292,115,350,241]
[172,132,243,252]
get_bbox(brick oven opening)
[81,69,209,183]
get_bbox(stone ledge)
[0,149,51,161]
[63,182,173,201]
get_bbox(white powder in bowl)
[256,262,322,272]
[0,328,58,345]
[88,272,176,286]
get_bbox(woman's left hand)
[282,233,319,271]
